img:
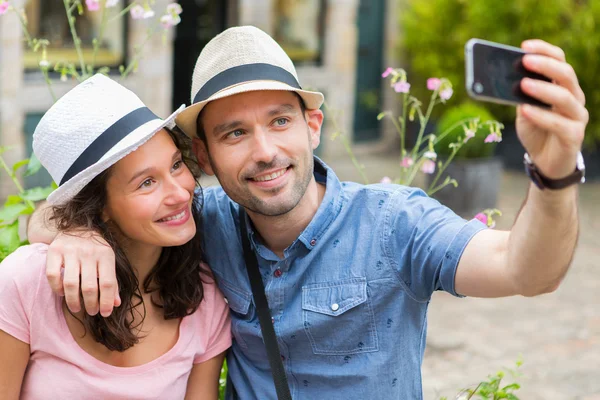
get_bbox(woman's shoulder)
[0,244,49,287]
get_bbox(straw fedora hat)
[33,74,184,205]
[175,25,324,138]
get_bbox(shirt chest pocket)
[218,278,254,351]
[302,277,379,355]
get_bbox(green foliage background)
[401,0,600,148]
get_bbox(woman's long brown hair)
[50,128,206,351]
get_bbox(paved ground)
[325,154,600,400]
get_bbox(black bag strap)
[238,209,293,400]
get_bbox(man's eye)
[228,129,244,138]
[275,118,288,126]
[172,160,183,171]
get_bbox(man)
[28,26,587,398]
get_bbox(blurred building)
[0,0,398,197]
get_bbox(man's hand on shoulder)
[46,230,120,317]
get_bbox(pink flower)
[166,2,182,15]
[400,156,414,168]
[427,78,441,91]
[86,0,100,11]
[380,176,392,184]
[474,213,488,225]
[440,87,453,100]
[382,67,393,78]
[0,2,9,15]
[106,0,119,7]
[394,81,411,93]
[130,4,145,19]
[421,159,436,174]
[484,132,502,143]
[464,129,476,143]
[161,13,181,28]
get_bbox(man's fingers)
[62,253,82,313]
[80,258,99,316]
[520,104,584,146]
[522,39,566,62]
[45,248,64,297]
[520,78,588,122]
[522,54,585,106]
[98,248,118,317]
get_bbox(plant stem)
[410,90,437,160]
[120,22,160,79]
[323,102,370,185]
[414,117,477,160]
[41,69,58,102]
[399,93,408,182]
[64,0,87,77]
[12,8,34,48]
[0,156,35,209]
[108,2,136,23]
[427,145,460,192]
[90,2,109,72]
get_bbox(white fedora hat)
[33,74,184,205]
[175,25,324,138]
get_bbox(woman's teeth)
[159,210,186,222]
[253,169,286,182]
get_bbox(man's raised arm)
[455,39,587,298]
[27,202,120,316]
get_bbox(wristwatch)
[524,152,585,190]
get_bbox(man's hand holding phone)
[467,39,588,182]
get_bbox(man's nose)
[251,128,278,163]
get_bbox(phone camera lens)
[474,82,484,93]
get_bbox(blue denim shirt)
[200,157,486,399]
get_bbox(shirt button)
[331,303,339,312]
[273,269,283,278]
[310,238,317,246]
[281,355,286,361]
[271,317,275,324]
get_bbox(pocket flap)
[218,278,251,315]
[302,277,367,316]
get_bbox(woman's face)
[103,129,197,249]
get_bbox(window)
[273,0,325,64]
[23,0,126,70]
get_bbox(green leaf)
[4,195,23,206]
[20,186,54,202]
[502,383,520,391]
[0,221,21,254]
[12,159,30,174]
[377,112,386,120]
[0,204,31,223]
[25,153,42,177]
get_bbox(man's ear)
[192,138,215,176]
[306,109,324,150]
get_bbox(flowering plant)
[0,0,184,262]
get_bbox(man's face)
[195,90,323,217]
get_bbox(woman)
[0,74,231,399]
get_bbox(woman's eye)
[139,179,153,189]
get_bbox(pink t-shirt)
[0,243,232,400]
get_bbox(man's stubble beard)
[207,144,314,218]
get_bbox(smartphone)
[465,38,551,108]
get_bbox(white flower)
[106,0,119,8]
[39,59,50,68]
[463,128,476,143]
[423,151,437,160]
[440,87,453,101]
[143,9,155,19]
[130,4,144,19]
[166,2,182,15]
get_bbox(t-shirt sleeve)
[193,270,232,364]
[382,187,486,301]
[0,244,47,344]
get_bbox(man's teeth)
[253,169,286,182]
[159,210,186,222]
